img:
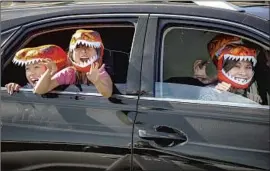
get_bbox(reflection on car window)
[157,27,270,107]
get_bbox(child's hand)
[42,59,58,75]
[86,62,105,84]
[215,82,231,92]
[5,83,21,95]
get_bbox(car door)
[1,13,148,170]
[132,14,270,170]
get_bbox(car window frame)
[1,13,149,97]
[140,13,270,110]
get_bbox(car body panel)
[133,13,270,170]
[1,2,269,171]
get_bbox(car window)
[1,23,135,95]
[155,27,270,108]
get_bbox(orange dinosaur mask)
[208,35,257,89]
[12,44,67,71]
[69,29,104,73]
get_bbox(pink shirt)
[53,66,110,85]
[53,67,76,85]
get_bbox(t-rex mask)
[12,44,67,71]
[69,29,104,73]
[208,34,257,89]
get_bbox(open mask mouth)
[72,55,99,68]
[70,40,101,68]
[222,54,256,85]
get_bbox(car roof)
[1,2,269,34]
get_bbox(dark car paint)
[1,2,270,171]
[1,2,269,35]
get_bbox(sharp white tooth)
[252,58,257,66]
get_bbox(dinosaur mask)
[69,29,104,73]
[208,35,257,89]
[13,44,67,71]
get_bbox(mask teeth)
[13,58,43,66]
[75,40,101,48]
[224,54,257,67]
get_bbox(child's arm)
[33,60,59,94]
[33,61,76,95]
[87,63,113,98]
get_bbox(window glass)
[2,24,135,96]
[156,27,270,107]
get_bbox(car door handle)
[139,129,186,141]
[138,126,188,147]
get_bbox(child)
[34,29,113,98]
[5,44,67,95]
[199,34,262,104]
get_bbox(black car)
[1,1,269,171]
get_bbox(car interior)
[1,24,135,94]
